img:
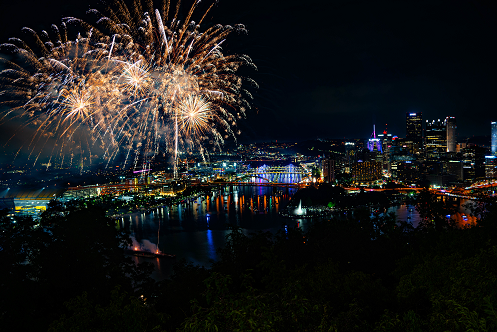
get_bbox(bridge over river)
[236,164,311,185]
[62,164,311,198]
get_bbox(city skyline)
[215,0,497,140]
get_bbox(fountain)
[280,199,327,219]
[294,200,306,216]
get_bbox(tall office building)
[344,142,355,173]
[377,130,392,173]
[367,125,382,153]
[322,157,335,183]
[446,116,456,152]
[485,156,497,179]
[406,112,422,154]
[425,119,447,158]
[492,121,497,156]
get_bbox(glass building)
[425,119,447,159]
[406,112,422,154]
[492,121,497,156]
[446,116,456,152]
[485,156,497,179]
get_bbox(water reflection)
[388,204,422,228]
[206,229,216,261]
[388,198,477,228]
[120,186,479,280]
[119,185,300,279]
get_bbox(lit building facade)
[492,121,497,156]
[446,160,463,181]
[377,131,393,174]
[351,161,383,185]
[446,116,456,152]
[367,125,382,153]
[461,146,488,181]
[390,160,419,185]
[485,156,497,179]
[425,119,447,159]
[322,157,335,183]
[0,188,64,218]
[344,142,356,173]
[406,112,423,154]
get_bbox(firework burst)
[0,29,112,168]
[178,94,212,137]
[0,0,257,173]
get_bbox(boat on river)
[125,248,176,259]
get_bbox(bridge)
[221,181,308,188]
[237,164,311,185]
[345,184,496,201]
[463,180,497,195]
[63,165,311,198]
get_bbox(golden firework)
[0,0,256,171]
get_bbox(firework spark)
[178,95,212,137]
[118,60,151,95]
[61,87,94,122]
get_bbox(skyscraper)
[322,157,335,183]
[492,121,497,156]
[406,112,422,154]
[446,116,456,152]
[377,130,392,173]
[367,125,382,153]
[485,156,497,179]
[425,119,447,158]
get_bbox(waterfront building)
[351,160,382,185]
[0,187,64,218]
[446,116,457,152]
[446,160,464,181]
[485,156,497,179]
[426,174,455,189]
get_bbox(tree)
[415,189,457,231]
[464,195,497,229]
[396,247,497,331]
[49,286,168,332]
[179,272,331,332]
[0,210,40,329]
[1,202,154,331]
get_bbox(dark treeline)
[2,190,497,331]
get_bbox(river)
[387,198,477,228]
[119,185,303,280]
[119,185,478,280]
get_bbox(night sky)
[1,0,496,143]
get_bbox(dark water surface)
[119,185,302,279]
[119,186,476,280]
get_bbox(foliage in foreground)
[2,192,497,331]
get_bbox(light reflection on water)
[388,204,422,228]
[119,185,303,279]
[388,198,477,228]
[120,188,479,280]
